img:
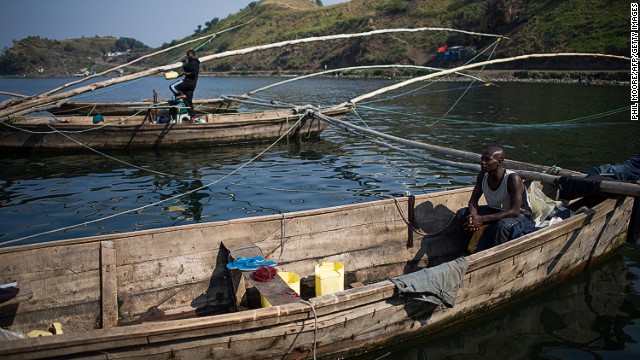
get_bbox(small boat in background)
[0,104,353,151]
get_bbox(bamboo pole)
[6,99,71,118]
[0,91,28,98]
[312,112,640,197]
[314,112,554,172]
[350,53,630,104]
[369,137,633,193]
[29,20,255,100]
[246,65,493,96]
[0,91,28,109]
[0,27,506,120]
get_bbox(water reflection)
[0,78,637,246]
[358,249,640,360]
[2,135,473,243]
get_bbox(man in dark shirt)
[169,49,200,119]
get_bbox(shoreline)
[0,70,630,87]
[203,69,630,86]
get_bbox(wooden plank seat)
[222,241,300,311]
[222,240,300,310]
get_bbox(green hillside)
[0,36,149,76]
[0,0,630,77]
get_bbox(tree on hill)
[112,37,149,52]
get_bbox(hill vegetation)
[0,0,629,77]
[0,36,149,76]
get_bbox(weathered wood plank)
[100,241,118,329]
[0,282,32,307]
[0,242,100,278]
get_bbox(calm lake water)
[0,76,638,359]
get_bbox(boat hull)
[50,99,241,116]
[0,106,349,151]
[0,187,633,359]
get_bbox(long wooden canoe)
[0,183,633,359]
[49,98,242,116]
[0,104,352,151]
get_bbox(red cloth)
[252,266,278,282]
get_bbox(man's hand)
[464,214,483,232]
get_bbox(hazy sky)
[0,0,351,50]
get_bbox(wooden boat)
[49,98,242,116]
[367,255,631,359]
[0,182,634,359]
[0,104,352,151]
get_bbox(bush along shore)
[195,69,630,86]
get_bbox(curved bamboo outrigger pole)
[349,53,630,104]
[0,20,255,112]
[0,19,255,115]
[36,20,256,99]
[0,27,506,121]
[246,65,494,96]
[0,91,28,98]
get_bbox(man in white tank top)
[457,146,534,252]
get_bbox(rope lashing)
[545,165,563,175]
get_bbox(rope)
[350,108,371,129]
[0,114,308,246]
[393,198,428,237]
[360,83,491,106]
[360,39,502,106]
[45,125,184,177]
[545,165,564,175]
[442,39,501,118]
[222,95,299,109]
[393,198,457,237]
[4,117,358,199]
[279,213,286,262]
[1,119,109,134]
[247,64,494,96]
[1,108,163,137]
[297,299,318,360]
[354,105,631,128]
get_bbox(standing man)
[169,49,200,120]
[457,146,535,252]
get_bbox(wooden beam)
[100,241,118,328]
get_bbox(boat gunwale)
[0,187,472,254]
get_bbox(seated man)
[457,146,535,252]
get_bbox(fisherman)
[169,49,200,120]
[457,146,535,252]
